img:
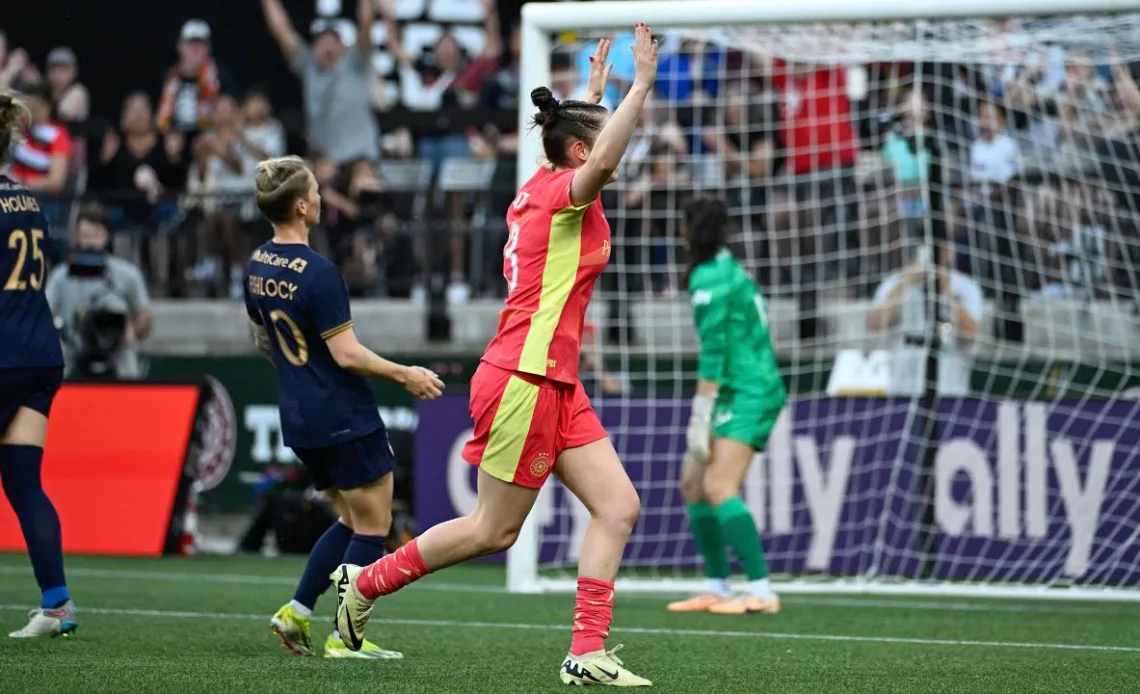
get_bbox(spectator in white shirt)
[867,241,984,396]
[969,101,1020,193]
[239,90,285,164]
[190,95,262,298]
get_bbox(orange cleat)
[706,594,781,615]
[666,594,728,612]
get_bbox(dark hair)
[243,87,270,104]
[255,156,311,223]
[20,82,52,104]
[683,197,731,283]
[529,87,608,168]
[76,201,111,231]
[0,91,28,167]
[978,99,1007,122]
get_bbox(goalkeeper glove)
[686,393,716,464]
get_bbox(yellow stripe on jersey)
[320,320,353,340]
[517,203,588,375]
[481,374,541,483]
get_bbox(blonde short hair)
[255,155,310,223]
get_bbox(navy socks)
[292,521,353,610]
[342,533,387,568]
[0,444,69,609]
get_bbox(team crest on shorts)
[530,453,551,478]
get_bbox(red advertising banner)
[0,382,202,557]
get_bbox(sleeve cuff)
[320,321,353,340]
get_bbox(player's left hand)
[686,393,716,464]
[686,416,711,464]
[584,38,613,105]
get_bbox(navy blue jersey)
[243,241,382,449]
[0,176,63,369]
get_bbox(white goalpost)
[509,0,1140,599]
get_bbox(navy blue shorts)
[292,427,395,492]
[0,366,63,436]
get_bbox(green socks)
[713,496,770,581]
[685,501,730,580]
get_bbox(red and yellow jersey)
[481,167,611,385]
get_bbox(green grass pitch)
[1,553,1138,693]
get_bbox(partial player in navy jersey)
[246,156,443,659]
[0,92,77,638]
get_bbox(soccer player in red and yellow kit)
[333,27,658,687]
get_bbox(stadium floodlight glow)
[512,0,1140,600]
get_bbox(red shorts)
[461,361,607,488]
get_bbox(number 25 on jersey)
[4,229,46,292]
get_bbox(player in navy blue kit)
[244,156,443,659]
[0,93,77,639]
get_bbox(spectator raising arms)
[261,0,379,165]
[44,47,89,123]
[0,31,12,89]
[0,33,36,92]
[156,20,237,136]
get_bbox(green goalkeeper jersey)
[689,248,785,406]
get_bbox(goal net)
[509,0,1140,599]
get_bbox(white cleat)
[559,645,652,687]
[9,601,79,638]
[332,564,374,651]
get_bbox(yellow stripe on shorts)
[481,375,541,483]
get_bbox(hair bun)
[530,86,559,126]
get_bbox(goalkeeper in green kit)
[667,198,786,616]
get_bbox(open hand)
[631,22,658,90]
[584,38,613,104]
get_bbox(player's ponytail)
[0,91,29,168]
[529,86,608,168]
[530,87,560,127]
[682,197,732,285]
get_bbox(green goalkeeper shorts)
[711,392,783,452]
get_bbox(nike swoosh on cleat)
[597,667,620,680]
[337,568,362,648]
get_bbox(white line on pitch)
[0,603,1136,653]
[0,565,1137,616]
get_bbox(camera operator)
[44,202,152,380]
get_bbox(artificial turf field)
[1,554,1138,693]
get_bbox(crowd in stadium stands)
[1,9,1139,341]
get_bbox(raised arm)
[356,0,375,59]
[1110,42,1140,116]
[568,23,657,206]
[261,0,303,63]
